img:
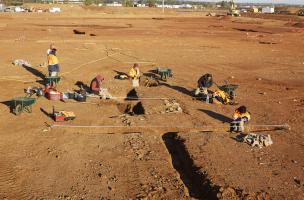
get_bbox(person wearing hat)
[47,48,60,77]
[90,75,112,99]
[195,73,213,103]
[230,106,251,132]
[129,63,140,87]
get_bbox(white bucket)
[132,79,139,87]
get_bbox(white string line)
[88,96,173,100]
[61,52,120,75]
[50,124,290,129]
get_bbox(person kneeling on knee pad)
[230,106,251,132]
[195,73,213,103]
[212,89,230,105]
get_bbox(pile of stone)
[242,133,273,148]
[164,99,182,113]
[143,77,159,87]
[120,114,132,126]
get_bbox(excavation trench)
[162,132,219,200]
[117,101,145,115]
[116,89,145,115]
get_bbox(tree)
[84,0,93,6]
[123,0,133,7]
[219,1,230,9]
[146,0,155,7]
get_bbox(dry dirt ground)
[0,6,304,200]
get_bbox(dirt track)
[0,6,304,199]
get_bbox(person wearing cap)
[230,106,251,132]
[47,48,60,77]
[195,73,213,103]
[90,75,112,99]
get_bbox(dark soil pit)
[73,29,85,34]
[132,102,145,115]
[116,101,145,115]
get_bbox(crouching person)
[90,75,112,99]
[212,89,230,105]
[195,73,213,103]
[230,106,251,133]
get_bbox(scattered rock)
[293,177,301,185]
[143,76,159,87]
[73,29,85,34]
[292,160,298,164]
[164,99,183,113]
[218,187,270,200]
[257,77,262,81]
[240,133,273,148]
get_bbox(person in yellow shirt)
[129,63,140,87]
[129,63,140,80]
[230,106,251,132]
[47,49,60,77]
[212,89,230,104]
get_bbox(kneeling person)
[195,73,213,103]
[230,106,251,133]
[212,89,230,105]
[90,75,112,99]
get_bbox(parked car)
[15,6,25,12]
[49,7,61,13]
[4,6,15,12]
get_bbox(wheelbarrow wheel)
[24,106,32,113]
[13,104,22,115]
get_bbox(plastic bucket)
[132,79,139,87]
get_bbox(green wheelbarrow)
[156,67,172,81]
[217,84,239,99]
[44,76,61,86]
[11,97,36,115]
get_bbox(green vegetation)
[122,0,133,7]
[146,0,156,7]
